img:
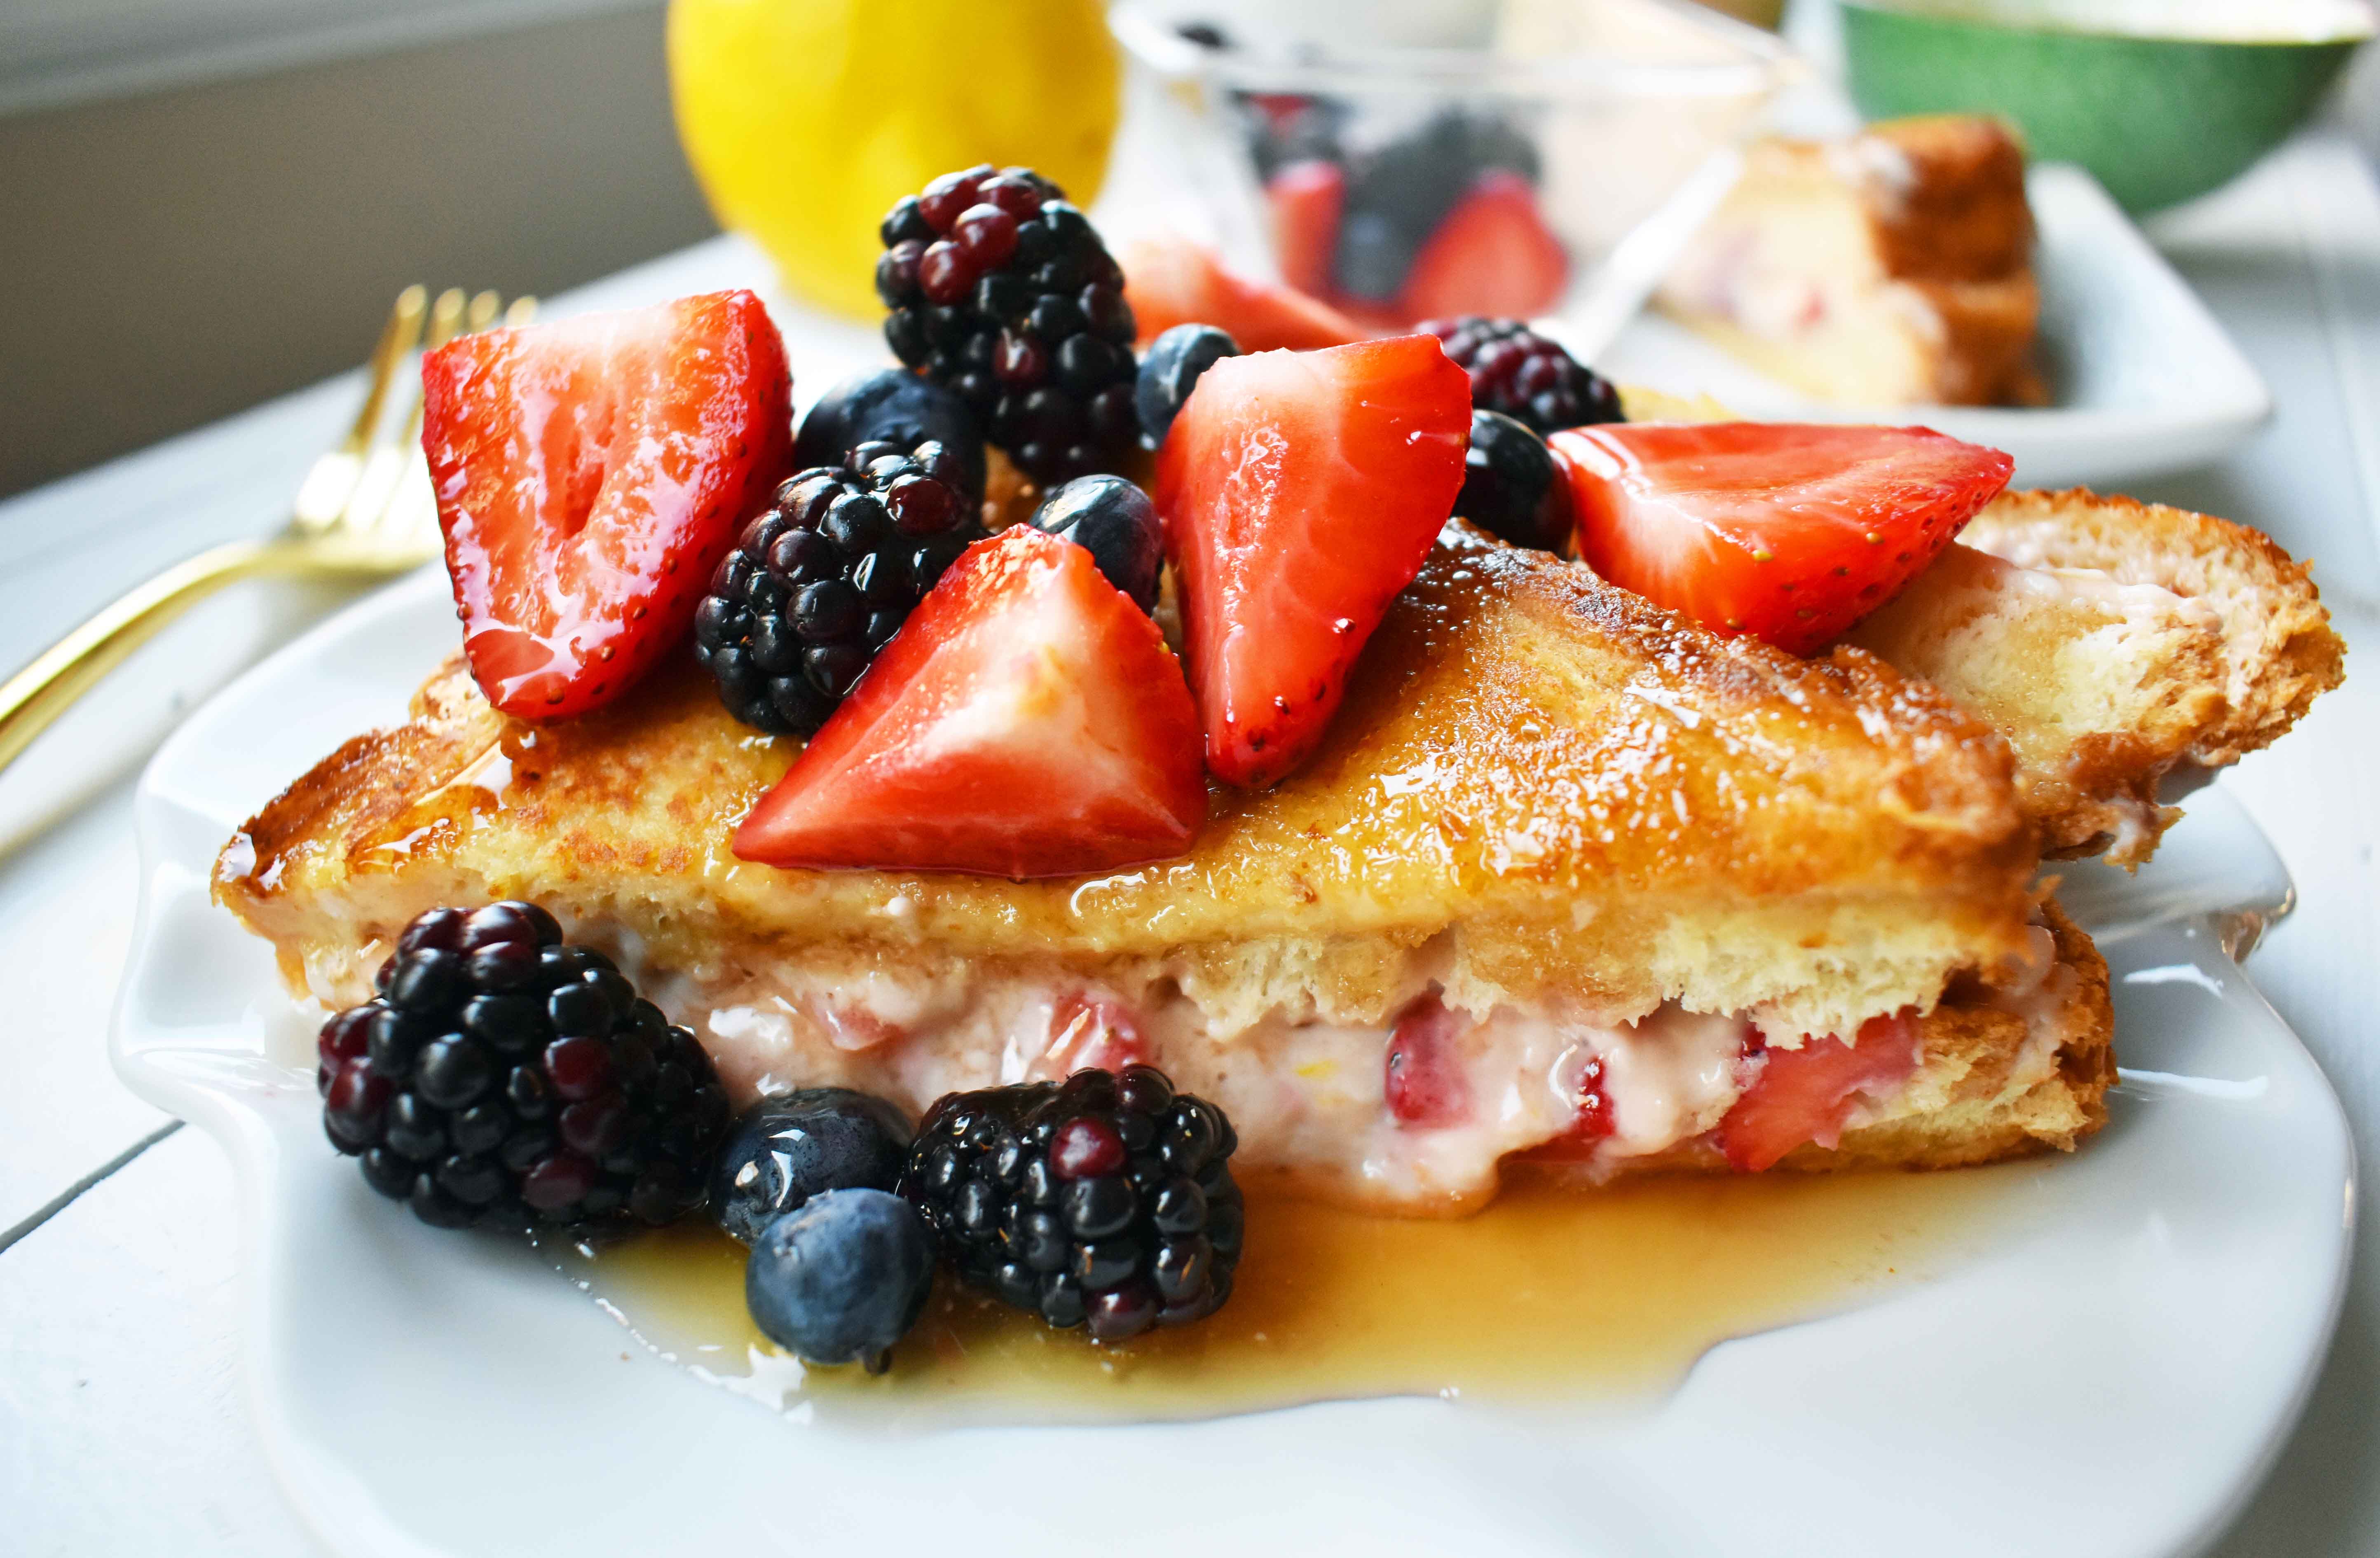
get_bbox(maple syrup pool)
[543,1163,2052,1426]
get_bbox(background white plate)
[1594,165,2275,490]
[114,570,2352,1558]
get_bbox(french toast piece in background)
[1853,488,2345,863]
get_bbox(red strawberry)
[732,528,1206,878]
[1122,234,1366,355]
[1397,171,1569,323]
[1266,159,1345,299]
[422,289,791,719]
[1551,422,2015,656]
[1383,994,1472,1128]
[1155,337,1471,788]
[1716,1014,1922,1172]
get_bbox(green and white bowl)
[1841,0,2374,211]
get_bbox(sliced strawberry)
[1384,994,1472,1128]
[1552,422,2014,656]
[1122,234,1366,355]
[1154,337,1471,787]
[1715,1013,1922,1172]
[422,289,791,719]
[1266,159,1345,299]
[1397,171,1569,323]
[731,528,1206,878]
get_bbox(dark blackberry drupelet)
[692,439,982,735]
[875,164,1140,488]
[315,902,729,1232]
[1419,315,1623,434]
[899,1066,1243,1343]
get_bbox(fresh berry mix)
[316,902,729,1231]
[876,164,1140,488]
[712,1088,914,1246]
[1455,409,1574,554]
[1328,110,1540,305]
[746,1188,937,1373]
[900,1066,1243,1343]
[1029,475,1163,613]
[792,368,986,503]
[1134,323,1239,447]
[1420,316,1622,435]
[693,440,983,735]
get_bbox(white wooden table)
[4,134,2378,1558]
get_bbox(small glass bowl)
[1109,0,1802,340]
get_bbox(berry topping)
[1028,474,1164,612]
[320,902,728,1231]
[1454,409,1573,554]
[898,1065,1243,1342]
[421,290,792,720]
[791,368,986,501]
[1717,1014,1921,1172]
[711,1088,916,1245]
[1133,323,1240,447]
[1122,235,1363,355]
[877,165,1140,488]
[1154,336,1471,788]
[1395,169,1569,322]
[1420,316,1622,435]
[745,1188,937,1373]
[693,439,983,735]
[1551,423,2015,656]
[732,526,1206,878]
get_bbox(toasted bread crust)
[222,527,2036,1039]
[1855,488,2345,862]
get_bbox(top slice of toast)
[220,526,2038,1041]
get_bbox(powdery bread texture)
[1854,487,2344,863]
[1656,115,2043,407]
[220,526,2036,1047]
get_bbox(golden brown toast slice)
[1852,488,2345,863]
[215,527,2103,1207]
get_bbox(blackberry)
[1420,316,1622,434]
[314,902,729,1232]
[900,1066,1242,1343]
[1456,409,1573,554]
[693,439,982,735]
[876,164,1141,488]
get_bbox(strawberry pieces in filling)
[1715,1012,1923,1172]
[422,289,792,719]
[1551,422,2014,656]
[1384,994,1473,1128]
[1155,335,1472,787]
[732,527,1206,878]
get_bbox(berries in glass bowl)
[314,902,729,1232]
[899,1065,1243,1343]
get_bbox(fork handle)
[0,538,275,774]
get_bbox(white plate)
[1593,165,2274,490]
[114,569,2352,1558]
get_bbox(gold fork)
[0,285,535,773]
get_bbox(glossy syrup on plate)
[546,1163,2047,1426]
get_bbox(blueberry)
[710,1088,915,1245]
[1029,475,1164,612]
[1454,409,1572,554]
[1133,324,1239,447]
[745,1189,937,1373]
[792,370,985,500]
